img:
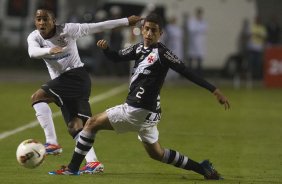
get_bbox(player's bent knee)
[31,89,56,105]
[31,93,39,103]
[67,127,76,137]
[67,125,81,137]
[85,116,98,130]
[31,90,46,104]
[67,119,83,137]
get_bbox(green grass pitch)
[0,81,281,184]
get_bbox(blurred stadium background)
[0,0,282,184]
[0,0,282,86]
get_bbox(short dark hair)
[144,13,163,31]
[35,7,56,19]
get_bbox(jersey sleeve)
[65,18,128,39]
[27,33,51,58]
[159,45,216,92]
[103,44,138,62]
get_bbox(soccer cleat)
[44,143,63,155]
[200,160,223,180]
[80,161,104,174]
[48,165,80,175]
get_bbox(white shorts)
[106,103,161,144]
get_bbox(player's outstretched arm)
[97,39,135,62]
[127,15,142,26]
[213,89,230,110]
[80,16,141,36]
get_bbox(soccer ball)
[16,139,46,169]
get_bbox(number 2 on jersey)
[136,87,145,98]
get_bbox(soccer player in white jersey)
[49,13,230,179]
[27,8,141,174]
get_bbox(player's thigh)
[106,104,154,133]
[42,68,91,107]
[41,79,65,106]
[61,99,91,126]
[85,112,113,132]
[138,125,159,144]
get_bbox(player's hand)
[97,39,108,49]
[50,46,63,54]
[127,15,142,26]
[213,89,230,110]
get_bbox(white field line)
[0,84,127,140]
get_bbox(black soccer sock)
[161,148,205,175]
[68,130,95,172]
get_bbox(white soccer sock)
[74,133,98,162]
[33,102,58,145]
[85,147,98,162]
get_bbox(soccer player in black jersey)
[49,13,230,180]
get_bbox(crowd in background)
[0,2,281,81]
[62,5,281,82]
[162,7,281,84]
[224,13,281,88]
[65,5,129,76]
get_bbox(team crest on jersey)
[57,36,68,47]
[147,54,156,63]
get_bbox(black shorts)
[41,67,92,124]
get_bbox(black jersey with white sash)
[103,42,216,112]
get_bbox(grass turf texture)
[0,81,281,184]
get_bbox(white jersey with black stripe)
[27,18,128,79]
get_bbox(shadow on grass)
[82,172,282,183]
[82,172,207,183]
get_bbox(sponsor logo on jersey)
[136,45,142,54]
[133,67,151,75]
[164,51,181,64]
[46,53,71,60]
[120,45,134,55]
